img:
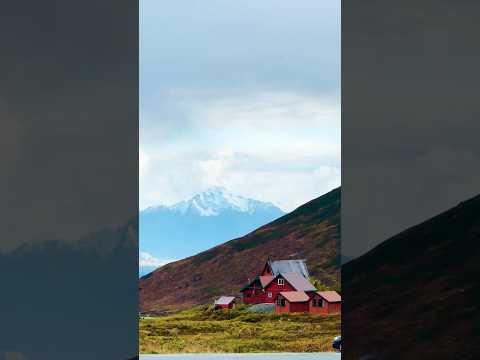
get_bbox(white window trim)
[278,278,285,285]
[267,291,272,298]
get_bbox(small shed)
[310,291,341,314]
[275,291,310,314]
[214,296,236,310]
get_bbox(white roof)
[282,272,317,291]
[270,259,310,278]
[214,296,235,305]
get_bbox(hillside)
[139,187,340,313]
[343,194,480,360]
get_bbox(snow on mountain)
[143,186,281,217]
[139,187,286,277]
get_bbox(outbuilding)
[309,291,341,314]
[214,296,236,310]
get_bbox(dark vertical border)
[0,0,138,359]
[343,0,480,359]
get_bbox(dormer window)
[278,278,285,286]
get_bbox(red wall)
[309,296,341,315]
[276,302,289,314]
[289,301,309,313]
[262,277,295,303]
[242,276,295,304]
[215,302,235,310]
[275,298,309,314]
[242,288,267,304]
[327,302,341,314]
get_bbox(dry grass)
[139,305,340,354]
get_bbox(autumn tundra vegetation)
[139,304,340,354]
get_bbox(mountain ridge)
[0,220,138,359]
[343,193,480,359]
[142,186,283,217]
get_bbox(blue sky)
[140,0,340,212]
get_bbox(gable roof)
[259,275,274,287]
[269,259,310,278]
[317,291,341,303]
[240,260,313,291]
[214,296,235,305]
[281,272,316,292]
[279,291,310,303]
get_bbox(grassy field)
[139,304,341,354]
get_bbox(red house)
[214,296,236,310]
[241,258,316,304]
[309,291,341,314]
[275,291,310,314]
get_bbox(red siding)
[262,276,295,303]
[241,278,266,304]
[215,302,235,310]
[242,288,267,304]
[309,295,341,315]
[275,295,309,314]
[242,275,295,304]
[275,295,288,314]
[276,303,289,314]
[327,302,341,314]
[289,301,309,313]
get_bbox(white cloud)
[139,147,150,180]
[139,251,174,268]
[139,91,340,212]
[193,91,340,131]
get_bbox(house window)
[267,292,272,298]
[278,278,285,286]
[312,299,317,307]
[276,298,282,306]
[281,299,286,307]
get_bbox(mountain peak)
[145,187,282,217]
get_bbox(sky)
[140,0,340,212]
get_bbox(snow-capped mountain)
[143,186,281,217]
[139,187,285,276]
